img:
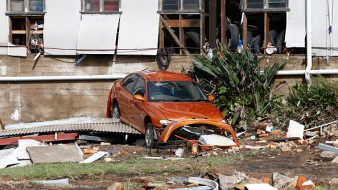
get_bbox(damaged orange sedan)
[107,71,239,148]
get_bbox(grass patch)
[0,152,248,180]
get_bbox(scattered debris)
[317,143,338,154]
[286,120,305,139]
[272,173,297,189]
[245,183,277,190]
[35,178,70,185]
[27,145,82,163]
[235,178,264,190]
[175,148,185,158]
[188,177,218,190]
[79,151,108,164]
[107,182,124,190]
[17,139,46,160]
[198,134,237,146]
[78,135,114,142]
[320,151,337,158]
[332,156,338,164]
[0,148,19,169]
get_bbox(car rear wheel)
[145,123,156,148]
[112,102,120,119]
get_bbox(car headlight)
[160,120,175,125]
[221,120,226,123]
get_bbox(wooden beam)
[179,14,184,55]
[160,16,189,55]
[8,17,12,43]
[243,13,247,49]
[200,0,205,54]
[159,17,164,49]
[221,0,226,45]
[264,12,269,54]
[209,0,217,49]
[161,19,200,28]
[25,16,30,48]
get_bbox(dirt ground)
[0,135,337,190]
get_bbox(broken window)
[161,0,200,12]
[8,0,44,12]
[244,0,287,9]
[83,0,120,12]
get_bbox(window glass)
[84,0,100,12]
[148,81,208,102]
[104,0,119,11]
[268,0,285,8]
[132,76,146,96]
[162,0,179,11]
[10,0,25,12]
[122,74,138,94]
[183,0,199,10]
[29,0,43,12]
[247,0,263,8]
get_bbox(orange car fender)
[106,87,113,118]
[158,119,238,144]
[142,103,167,128]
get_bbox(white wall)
[0,0,8,55]
[44,0,81,55]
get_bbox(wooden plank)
[159,16,164,49]
[25,16,30,47]
[243,13,247,49]
[160,16,189,55]
[179,14,184,55]
[200,0,205,54]
[9,17,12,43]
[12,30,26,34]
[221,0,226,45]
[31,30,43,34]
[161,19,200,28]
[264,12,269,54]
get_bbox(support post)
[209,0,217,49]
[243,13,248,49]
[264,13,269,54]
[179,14,184,55]
[200,0,205,54]
[221,0,227,45]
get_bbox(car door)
[129,75,147,132]
[118,74,138,123]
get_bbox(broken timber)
[0,133,78,145]
[160,16,189,55]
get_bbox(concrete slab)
[17,139,46,160]
[27,145,82,163]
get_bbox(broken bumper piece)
[158,118,239,147]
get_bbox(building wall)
[1,54,338,125]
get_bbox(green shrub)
[182,44,286,130]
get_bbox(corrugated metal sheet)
[0,121,140,137]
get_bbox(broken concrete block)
[272,173,296,189]
[228,149,236,154]
[27,145,82,163]
[320,151,338,158]
[17,139,46,160]
[281,148,291,152]
[235,178,264,190]
[107,182,124,190]
[104,158,113,163]
[270,145,277,149]
[331,178,338,189]
[295,139,307,145]
[219,174,237,190]
[334,140,338,148]
[212,152,217,156]
[175,148,185,158]
[296,149,302,153]
[332,156,338,165]
[287,120,304,139]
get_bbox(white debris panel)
[44,0,81,55]
[285,0,306,48]
[286,120,304,139]
[117,0,159,55]
[0,0,8,55]
[8,43,27,57]
[198,134,237,146]
[77,14,119,54]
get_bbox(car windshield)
[147,81,208,102]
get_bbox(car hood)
[150,102,224,120]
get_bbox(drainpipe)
[0,75,126,82]
[305,0,312,86]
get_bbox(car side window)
[132,75,146,96]
[121,74,138,94]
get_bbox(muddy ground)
[0,135,337,190]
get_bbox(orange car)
[107,71,238,148]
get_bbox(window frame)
[158,0,201,14]
[241,0,289,13]
[81,0,122,14]
[6,0,45,15]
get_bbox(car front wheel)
[145,123,156,148]
[112,102,121,119]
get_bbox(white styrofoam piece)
[11,160,32,168]
[0,0,8,55]
[8,43,27,57]
[17,139,46,160]
[245,184,278,190]
[117,0,159,55]
[199,134,237,146]
[0,148,19,169]
[77,14,119,54]
[286,120,305,139]
[285,0,306,48]
[44,0,81,55]
[79,151,108,164]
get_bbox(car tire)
[112,102,121,119]
[269,30,278,46]
[277,30,286,54]
[184,31,200,54]
[251,35,262,54]
[226,24,239,50]
[145,123,156,148]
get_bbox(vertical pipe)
[264,13,269,54]
[209,0,217,49]
[305,0,312,85]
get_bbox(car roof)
[137,71,193,82]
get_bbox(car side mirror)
[208,95,215,101]
[134,94,145,101]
